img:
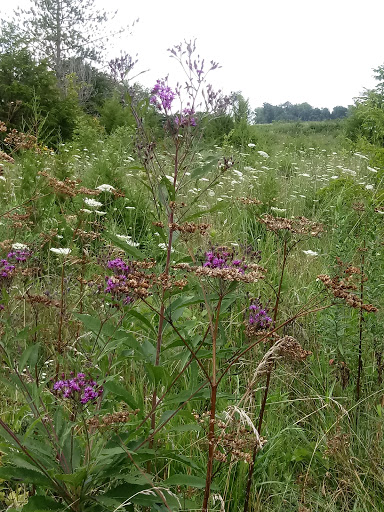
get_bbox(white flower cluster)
[96,184,115,192]
[84,198,103,208]
[50,248,71,256]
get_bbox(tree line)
[253,102,349,124]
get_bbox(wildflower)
[84,198,103,208]
[158,243,174,252]
[11,243,29,251]
[8,249,31,262]
[248,143,256,148]
[150,78,175,112]
[270,207,287,213]
[95,210,107,216]
[302,250,319,257]
[53,372,103,404]
[50,248,71,256]
[0,259,15,278]
[173,245,264,283]
[248,300,273,329]
[257,151,269,158]
[96,184,115,192]
[365,184,374,190]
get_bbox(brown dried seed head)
[0,151,14,163]
[260,214,324,236]
[237,197,263,205]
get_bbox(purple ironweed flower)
[150,78,175,112]
[7,250,31,262]
[105,258,133,306]
[174,108,197,128]
[53,372,102,404]
[0,259,15,278]
[107,258,131,274]
[248,299,273,330]
[203,246,248,273]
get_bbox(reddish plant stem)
[356,239,366,403]
[202,296,222,511]
[202,384,218,512]
[149,139,179,455]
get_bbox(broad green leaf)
[170,423,202,433]
[19,344,40,372]
[127,310,156,334]
[22,495,63,511]
[145,364,171,387]
[103,381,138,409]
[0,466,54,487]
[55,468,87,486]
[164,474,213,489]
[105,232,146,260]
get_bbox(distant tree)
[262,103,276,123]
[331,106,348,119]
[4,0,134,83]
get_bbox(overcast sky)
[1,0,384,110]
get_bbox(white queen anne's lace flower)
[84,198,103,208]
[50,248,71,256]
[12,243,29,250]
[302,250,318,257]
[96,184,115,192]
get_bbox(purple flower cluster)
[203,247,248,274]
[53,372,103,404]
[248,300,273,330]
[107,258,130,274]
[175,108,197,128]
[0,259,15,278]
[150,78,175,112]
[105,258,133,306]
[0,249,31,278]
[7,250,31,262]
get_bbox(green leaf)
[127,310,156,334]
[103,381,138,409]
[170,423,202,433]
[22,495,63,511]
[145,364,171,387]
[0,466,54,487]
[159,176,175,201]
[55,468,87,486]
[164,474,214,489]
[19,344,40,372]
[105,232,146,260]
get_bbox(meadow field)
[1,112,384,512]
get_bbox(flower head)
[53,372,103,404]
[150,78,176,112]
[50,248,71,256]
[84,198,103,208]
[96,184,115,193]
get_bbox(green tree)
[0,48,79,143]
